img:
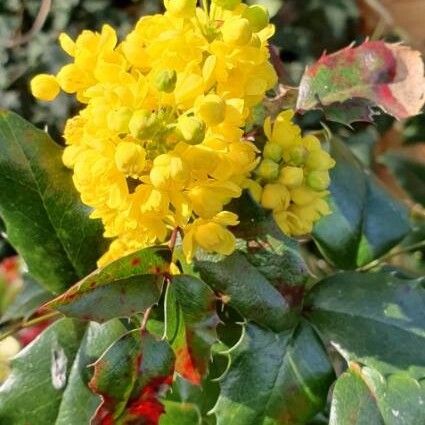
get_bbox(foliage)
[0,0,424,424]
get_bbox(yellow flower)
[30,74,60,101]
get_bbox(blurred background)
[0,0,424,373]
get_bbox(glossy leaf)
[313,138,409,268]
[90,330,175,425]
[0,111,107,293]
[165,275,219,385]
[195,251,295,332]
[0,318,86,424]
[297,41,425,125]
[45,246,171,322]
[213,321,334,425]
[306,271,425,378]
[330,366,425,425]
[160,401,201,425]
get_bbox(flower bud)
[107,107,132,133]
[212,0,241,10]
[165,0,197,18]
[256,159,279,181]
[30,74,60,101]
[150,154,189,189]
[177,116,206,145]
[287,145,307,166]
[245,179,263,203]
[279,166,304,188]
[291,186,319,206]
[242,5,269,32]
[129,110,154,138]
[155,69,177,93]
[115,141,146,177]
[196,94,226,127]
[263,142,283,162]
[222,18,252,46]
[307,170,331,191]
[261,183,290,210]
[305,150,335,171]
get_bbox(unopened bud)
[256,159,279,181]
[261,183,290,210]
[279,166,304,188]
[155,69,177,93]
[165,0,197,18]
[222,18,252,46]
[242,5,269,32]
[307,170,330,191]
[196,94,226,127]
[129,110,154,138]
[177,116,206,145]
[263,142,283,162]
[212,0,241,10]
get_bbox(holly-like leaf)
[160,401,202,425]
[306,271,425,379]
[330,366,425,425]
[0,318,86,424]
[213,321,334,425]
[164,275,219,385]
[297,41,425,125]
[0,318,130,425]
[90,330,175,425]
[0,111,107,294]
[195,251,296,332]
[1,274,51,323]
[45,246,171,322]
[313,138,409,268]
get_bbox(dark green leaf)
[381,150,425,206]
[90,330,175,424]
[306,271,425,378]
[313,138,409,268]
[46,246,171,322]
[165,275,219,385]
[195,251,295,332]
[0,318,86,424]
[213,321,334,425]
[0,111,107,294]
[330,367,425,425]
[1,274,51,323]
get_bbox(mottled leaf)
[297,41,425,125]
[306,271,425,378]
[0,111,107,293]
[90,330,175,425]
[313,138,409,268]
[213,321,334,425]
[45,246,171,322]
[330,366,425,425]
[165,275,219,385]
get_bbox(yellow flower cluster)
[30,0,277,265]
[249,110,335,236]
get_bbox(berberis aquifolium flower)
[30,0,333,266]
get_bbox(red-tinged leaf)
[44,246,171,322]
[297,41,425,125]
[89,330,175,425]
[165,275,219,385]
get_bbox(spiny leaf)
[164,275,219,385]
[90,330,175,425]
[330,366,425,425]
[297,41,425,125]
[0,111,107,294]
[306,271,425,379]
[45,246,171,322]
[213,321,334,425]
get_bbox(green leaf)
[330,367,425,425]
[46,246,171,322]
[165,275,219,385]
[297,41,425,125]
[0,318,86,424]
[306,271,425,378]
[0,111,107,294]
[213,321,334,425]
[195,251,295,332]
[313,138,409,268]
[160,401,201,425]
[90,330,175,424]
[1,274,51,323]
[381,149,425,206]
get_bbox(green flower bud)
[212,0,241,10]
[242,5,269,32]
[155,69,177,93]
[305,150,336,171]
[177,116,206,145]
[263,142,283,162]
[279,166,304,188]
[307,170,330,191]
[129,109,155,138]
[256,159,279,181]
[287,145,308,166]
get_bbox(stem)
[168,227,180,251]
[140,307,152,332]
[0,311,61,342]
[357,240,425,272]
